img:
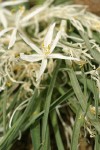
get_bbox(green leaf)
[79,31,100,64]
[50,110,64,150]
[71,106,84,150]
[30,98,41,150]
[23,88,74,132]
[30,121,41,150]
[67,68,86,111]
[43,124,50,150]
[0,89,38,149]
[42,60,61,149]
[3,90,7,135]
[94,134,100,150]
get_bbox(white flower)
[0,7,11,28]
[0,6,47,49]
[0,0,28,49]
[8,7,25,49]
[0,7,25,49]
[0,0,28,28]
[20,23,80,81]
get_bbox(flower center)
[42,43,51,55]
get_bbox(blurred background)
[29,0,100,15]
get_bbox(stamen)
[19,6,25,12]
[42,42,51,55]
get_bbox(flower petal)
[19,33,42,54]
[0,10,7,28]
[37,59,47,81]
[50,31,61,53]
[2,8,12,16]
[20,53,43,62]
[44,23,55,47]
[0,27,14,37]
[21,6,45,23]
[1,0,28,7]
[8,28,17,49]
[48,53,80,61]
[15,8,25,27]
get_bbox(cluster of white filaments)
[0,0,100,88]
[0,1,100,148]
[0,0,100,86]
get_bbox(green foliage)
[0,0,100,150]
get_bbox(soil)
[75,0,100,15]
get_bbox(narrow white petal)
[1,0,28,7]
[48,53,80,61]
[8,28,17,49]
[19,33,42,54]
[50,31,61,53]
[0,11,7,28]
[0,27,13,37]
[44,23,55,47]
[3,8,12,16]
[20,53,43,62]
[21,6,45,23]
[15,9,24,27]
[37,59,47,81]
